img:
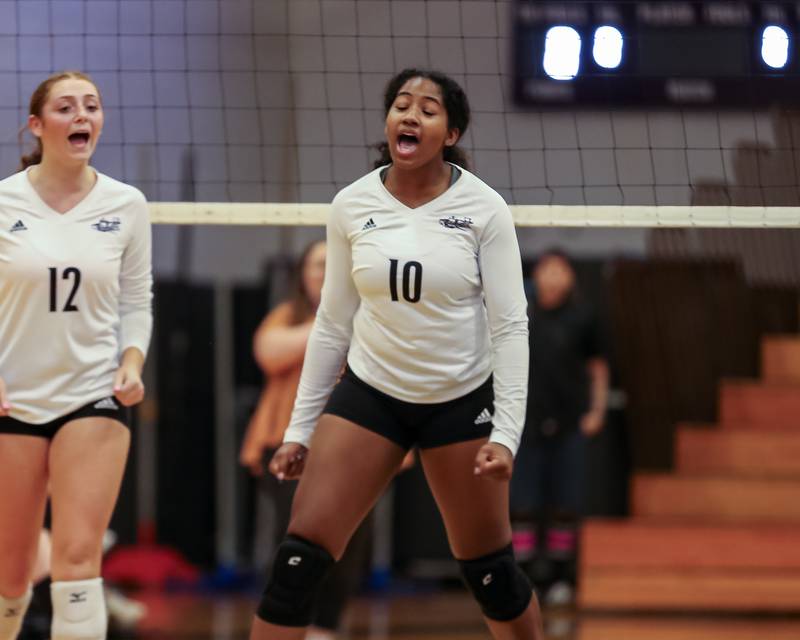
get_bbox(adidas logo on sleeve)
[361,218,376,231]
[9,220,27,232]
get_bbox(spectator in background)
[240,240,371,640]
[511,249,609,606]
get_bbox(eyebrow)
[54,94,100,101]
[397,90,442,105]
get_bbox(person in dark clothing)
[510,249,609,606]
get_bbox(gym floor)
[124,589,800,639]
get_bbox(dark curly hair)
[373,68,470,169]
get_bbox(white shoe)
[102,530,118,554]
[544,581,574,607]
[545,616,575,637]
[105,587,147,628]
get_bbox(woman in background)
[240,240,372,640]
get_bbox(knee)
[51,538,101,580]
[256,534,335,627]
[0,568,34,598]
[0,536,43,594]
[459,544,532,621]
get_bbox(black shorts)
[0,397,131,439]
[322,366,494,450]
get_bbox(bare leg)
[0,434,49,597]
[48,417,130,582]
[420,438,544,640]
[249,415,406,640]
[31,529,52,585]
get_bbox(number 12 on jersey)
[389,259,422,303]
[49,267,81,312]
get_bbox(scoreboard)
[513,1,800,106]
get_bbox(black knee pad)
[256,534,335,627]
[459,544,533,621]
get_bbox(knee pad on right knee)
[0,585,32,640]
[51,578,107,640]
[459,544,533,621]
[256,534,335,627]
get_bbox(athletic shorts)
[322,366,494,450]
[0,397,131,439]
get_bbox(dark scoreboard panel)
[513,1,800,106]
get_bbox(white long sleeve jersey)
[283,165,529,455]
[0,168,153,424]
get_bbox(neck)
[29,157,94,193]
[538,294,569,310]
[385,159,451,197]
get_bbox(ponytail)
[18,138,43,170]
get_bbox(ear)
[444,127,460,148]
[28,114,43,139]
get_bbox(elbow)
[490,318,529,344]
[253,344,289,376]
[252,328,278,372]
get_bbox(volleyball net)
[1,0,798,216]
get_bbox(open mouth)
[396,133,419,155]
[68,132,90,146]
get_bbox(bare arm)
[253,319,314,375]
[580,357,610,436]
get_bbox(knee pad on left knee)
[51,578,107,640]
[459,544,532,621]
[256,534,335,627]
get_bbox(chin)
[67,150,94,162]
[390,154,427,169]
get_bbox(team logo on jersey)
[91,217,121,233]
[9,219,27,232]
[439,215,473,230]
[361,217,377,231]
[474,408,492,425]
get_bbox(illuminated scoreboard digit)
[513,1,799,106]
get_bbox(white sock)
[51,578,107,640]
[0,585,33,640]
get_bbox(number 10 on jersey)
[389,259,423,303]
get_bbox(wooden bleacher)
[579,335,800,611]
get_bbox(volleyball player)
[0,71,152,640]
[249,68,543,640]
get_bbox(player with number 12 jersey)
[0,168,152,425]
